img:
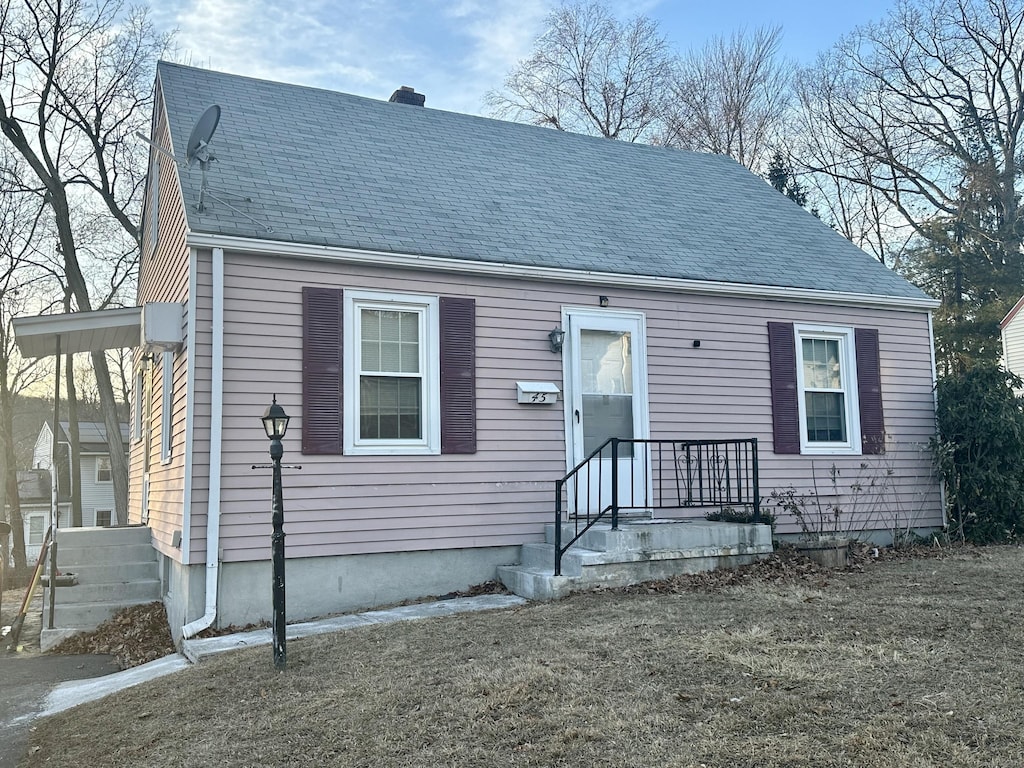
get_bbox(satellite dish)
[133,104,269,230]
[186,104,221,168]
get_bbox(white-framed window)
[161,350,173,462]
[96,455,112,483]
[343,290,440,455]
[133,370,144,442]
[28,514,45,545]
[794,324,861,454]
[95,509,112,527]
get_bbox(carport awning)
[12,306,142,359]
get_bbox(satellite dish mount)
[186,105,221,212]
[134,104,271,232]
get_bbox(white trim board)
[186,233,939,312]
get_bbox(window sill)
[345,444,439,457]
[799,444,861,456]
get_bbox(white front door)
[564,309,650,516]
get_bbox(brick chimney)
[389,86,425,107]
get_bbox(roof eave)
[1000,294,1024,329]
[186,232,940,312]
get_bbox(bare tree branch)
[486,3,672,142]
[663,26,793,171]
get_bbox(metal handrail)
[554,437,760,576]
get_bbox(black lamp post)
[262,395,290,669]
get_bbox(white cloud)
[161,0,556,115]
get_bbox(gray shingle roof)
[55,422,129,453]
[16,469,53,504]
[157,62,930,301]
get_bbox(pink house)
[135,63,943,642]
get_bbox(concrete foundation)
[167,544,521,641]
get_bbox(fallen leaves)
[49,601,175,669]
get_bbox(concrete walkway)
[41,594,526,717]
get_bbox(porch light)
[262,396,290,441]
[548,326,565,353]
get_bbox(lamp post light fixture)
[262,395,290,669]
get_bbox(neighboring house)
[9,469,67,563]
[136,62,943,641]
[33,421,128,530]
[1000,295,1024,391]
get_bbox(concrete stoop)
[497,519,773,601]
[40,525,161,651]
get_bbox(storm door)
[563,309,649,516]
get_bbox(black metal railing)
[554,437,760,576]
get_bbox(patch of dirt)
[49,601,175,670]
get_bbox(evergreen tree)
[766,150,808,207]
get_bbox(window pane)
[581,330,632,394]
[29,516,44,545]
[97,456,112,482]
[582,394,634,457]
[360,376,422,439]
[361,309,419,374]
[802,338,842,389]
[96,510,112,527]
[805,392,847,442]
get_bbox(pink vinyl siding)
[188,249,941,564]
[130,84,192,560]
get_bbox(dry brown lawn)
[22,546,1024,767]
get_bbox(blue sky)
[154,0,898,115]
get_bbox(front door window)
[580,329,634,458]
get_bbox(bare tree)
[0,0,169,523]
[0,155,51,569]
[663,26,792,171]
[796,0,1024,370]
[789,94,917,267]
[487,2,673,141]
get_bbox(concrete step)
[519,542,609,577]
[496,565,576,602]
[45,597,161,633]
[39,597,164,652]
[501,520,774,601]
[56,542,157,566]
[546,519,771,553]
[57,561,160,584]
[54,525,152,548]
[44,579,161,605]
[39,525,161,642]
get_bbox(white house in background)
[10,469,65,562]
[32,421,129,530]
[1000,296,1024,392]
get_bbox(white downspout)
[182,246,225,638]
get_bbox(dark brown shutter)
[440,296,476,454]
[302,287,343,455]
[768,321,800,454]
[855,327,885,455]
